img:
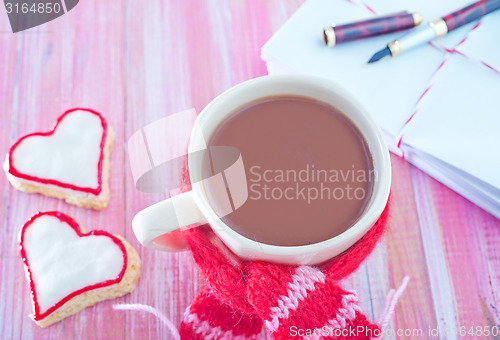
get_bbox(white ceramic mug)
[132,74,391,265]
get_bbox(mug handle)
[132,190,207,251]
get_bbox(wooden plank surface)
[0,1,499,339]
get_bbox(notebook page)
[455,12,500,71]
[400,55,500,192]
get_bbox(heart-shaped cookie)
[4,108,114,209]
[20,211,141,327]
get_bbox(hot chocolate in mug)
[132,75,391,265]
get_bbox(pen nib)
[368,46,391,64]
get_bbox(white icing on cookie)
[4,154,107,198]
[11,110,104,189]
[23,214,124,314]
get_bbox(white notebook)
[262,0,500,218]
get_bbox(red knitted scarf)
[178,171,389,339]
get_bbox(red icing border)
[19,211,128,321]
[8,108,108,196]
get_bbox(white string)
[377,276,411,334]
[113,303,181,340]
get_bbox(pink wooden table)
[1,1,499,339]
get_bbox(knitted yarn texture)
[179,169,389,339]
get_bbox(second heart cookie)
[20,211,141,327]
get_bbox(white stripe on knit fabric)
[302,291,362,340]
[265,266,326,333]
[183,308,255,340]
